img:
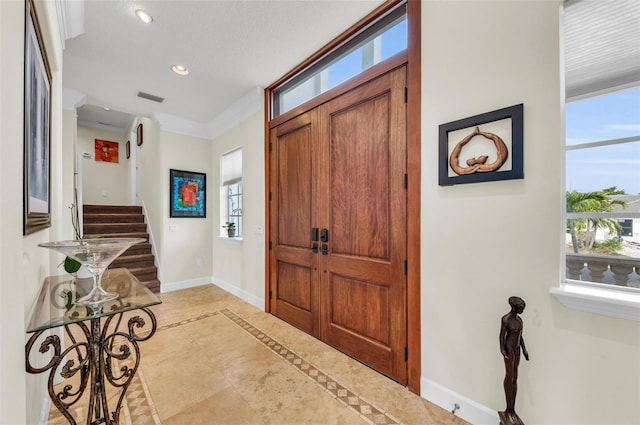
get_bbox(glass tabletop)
[27,268,162,333]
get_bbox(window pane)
[273,5,407,117]
[566,142,640,194]
[327,49,363,89]
[566,86,640,146]
[225,182,242,237]
[381,18,407,60]
[565,85,640,290]
[280,77,319,116]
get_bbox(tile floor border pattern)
[45,310,185,425]
[116,312,223,424]
[121,358,161,425]
[49,308,403,425]
[221,308,403,425]
[156,311,219,333]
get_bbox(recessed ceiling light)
[171,65,189,76]
[103,107,111,111]
[135,9,153,24]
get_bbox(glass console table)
[25,268,161,425]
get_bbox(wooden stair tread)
[84,216,145,224]
[83,232,149,239]
[83,204,160,293]
[122,264,157,273]
[84,225,148,234]
[84,222,147,228]
[84,204,142,214]
[113,253,154,261]
[141,279,161,292]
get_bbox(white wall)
[77,125,130,205]
[211,110,265,308]
[1,0,66,422]
[62,110,78,237]
[136,117,164,260]
[421,2,639,424]
[160,130,214,289]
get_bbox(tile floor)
[49,284,469,425]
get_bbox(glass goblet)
[39,238,145,310]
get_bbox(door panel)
[269,66,407,383]
[276,123,313,248]
[277,261,311,311]
[329,94,391,260]
[330,274,390,346]
[274,261,313,329]
[270,112,319,335]
[319,66,407,382]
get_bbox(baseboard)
[211,277,264,310]
[39,396,50,425]
[161,276,212,293]
[421,377,499,425]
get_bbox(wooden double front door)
[268,66,407,383]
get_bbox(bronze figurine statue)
[499,296,529,425]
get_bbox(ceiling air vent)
[137,91,165,103]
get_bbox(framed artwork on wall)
[23,0,52,234]
[439,104,524,186]
[94,139,119,163]
[170,169,206,218]
[136,123,143,146]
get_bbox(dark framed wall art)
[439,104,524,186]
[94,139,119,163]
[137,123,143,146]
[23,0,52,234]
[170,169,206,218]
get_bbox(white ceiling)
[63,0,385,135]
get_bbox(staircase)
[82,204,160,293]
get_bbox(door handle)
[321,244,328,255]
[320,228,328,242]
[311,228,319,253]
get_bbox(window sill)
[217,235,243,243]
[550,282,640,321]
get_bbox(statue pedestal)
[499,411,524,425]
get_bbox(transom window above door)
[271,2,407,118]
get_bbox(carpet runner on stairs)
[83,204,160,293]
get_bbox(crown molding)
[207,86,262,140]
[63,88,86,110]
[55,0,84,48]
[150,112,212,140]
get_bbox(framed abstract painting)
[95,139,119,163]
[170,169,206,218]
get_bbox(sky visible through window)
[566,86,640,194]
[327,18,407,89]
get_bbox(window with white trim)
[565,87,640,286]
[553,0,640,320]
[221,148,242,238]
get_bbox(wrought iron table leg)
[26,308,157,425]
